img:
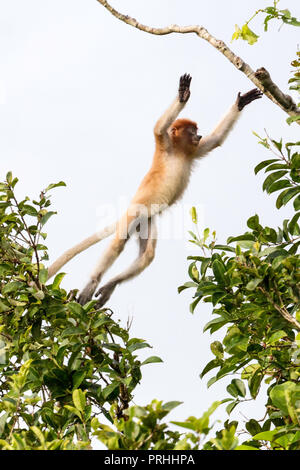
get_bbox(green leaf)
[68,302,85,318]
[30,426,45,445]
[52,272,66,289]
[64,405,82,419]
[178,281,198,293]
[267,330,287,345]
[203,317,227,333]
[2,281,24,294]
[171,420,196,431]
[40,211,57,226]
[288,212,300,235]
[254,159,278,174]
[102,382,120,399]
[245,419,262,437]
[252,430,279,442]
[6,171,12,184]
[232,24,242,42]
[213,244,235,253]
[287,115,300,125]
[264,163,288,172]
[227,234,255,243]
[91,315,113,329]
[212,260,226,286]
[23,204,38,216]
[61,327,86,337]
[128,342,150,352]
[190,206,198,224]
[0,412,8,437]
[210,341,224,359]
[44,181,66,192]
[227,384,239,398]
[226,401,238,415]
[231,379,246,397]
[247,214,261,230]
[235,445,258,450]
[38,268,48,285]
[249,369,263,398]
[207,376,217,388]
[294,195,300,211]
[241,24,259,45]
[276,187,300,209]
[141,356,163,365]
[246,278,263,291]
[200,359,220,378]
[268,179,291,194]
[72,370,86,390]
[270,382,300,418]
[263,171,288,192]
[72,389,86,412]
[162,401,182,412]
[190,296,201,314]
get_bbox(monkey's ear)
[171,127,178,137]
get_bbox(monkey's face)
[171,120,201,154]
[177,126,201,154]
[185,126,202,147]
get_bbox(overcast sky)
[1,0,300,444]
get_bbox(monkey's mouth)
[193,135,202,144]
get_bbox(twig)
[96,0,300,124]
[258,286,300,331]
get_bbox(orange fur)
[172,118,198,130]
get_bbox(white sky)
[1,0,300,444]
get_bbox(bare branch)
[259,287,300,332]
[96,0,300,125]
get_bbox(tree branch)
[258,287,300,331]
[96,0,300,125]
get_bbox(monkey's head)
[170,119,202,154]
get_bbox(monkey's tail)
[47,222,116,280]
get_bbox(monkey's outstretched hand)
[179,74,192,103]
[237,88,263,111]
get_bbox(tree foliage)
[178,57,300,449]
[0,174,162,449]
[232,0,300,45]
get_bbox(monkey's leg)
[78,212,140,305]
[94,218,157,308]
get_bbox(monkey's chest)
[161,157,191,205]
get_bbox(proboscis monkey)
[48,74,262,307]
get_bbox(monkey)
[47,74,262,307]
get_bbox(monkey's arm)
[196,88,262,157]
[154,74,192,138]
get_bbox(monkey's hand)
[237,88,263,111]
[179,74,192,103]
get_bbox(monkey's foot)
[94,281,117,309]
[78,279,98,305]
